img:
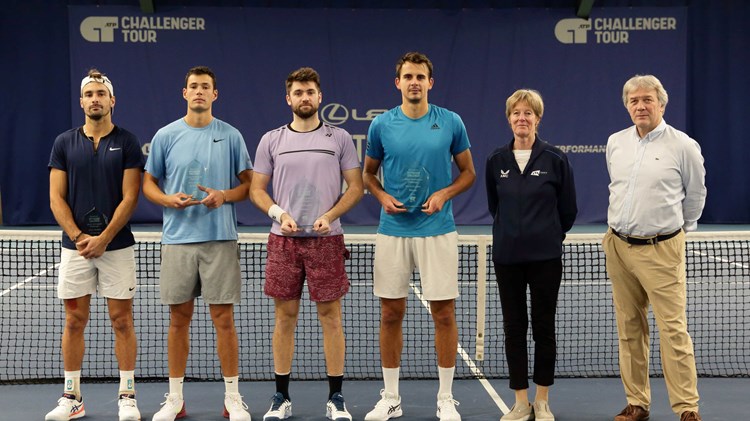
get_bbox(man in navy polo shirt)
[47,69,145,421]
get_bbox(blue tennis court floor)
[1,377,746,420]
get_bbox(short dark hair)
[185,66,217,89]
[285,67,321,93]
[86,68,105,79]
[395,52,433,79]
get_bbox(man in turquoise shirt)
[363,52,475,421]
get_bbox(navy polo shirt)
[49,126,144,250]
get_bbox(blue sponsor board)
[67,6,686,225]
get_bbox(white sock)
[119,370,135,395]
[169,377,184,398]
[63,370,81,398]
[437,366,455,399]
[382,367,400,397]
[224,376,239,394]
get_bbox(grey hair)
[622,74,668,108]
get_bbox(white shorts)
[57,246,137,300]
[373,232,459,300]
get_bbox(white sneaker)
[436,393,461,421]
[223,392,251,421]
[263,392,291,420]
[326,392,352,421]
[152,393,186,421]
[533,400,554,421]
[45,394,85,420]
[501,402,534,421]
[118,394,141,421]
[364,389,402,420]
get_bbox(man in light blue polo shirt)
[143,66,253,421]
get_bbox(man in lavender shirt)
[249,67,363,421]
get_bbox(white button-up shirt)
[606,119,707,236]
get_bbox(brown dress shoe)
[680,411,702,421]
[614,404,650,421]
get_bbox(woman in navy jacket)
[485,89,577,421]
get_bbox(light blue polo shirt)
[145,117,252,244]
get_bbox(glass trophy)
[395,165,430,212]
[183,159,206,200]
[288,182,321,236]
[83,207,108,236]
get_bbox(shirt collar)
[634,119,667,142]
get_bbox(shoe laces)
[329,393,346,411]
[374,389,399,408]
[58,394,79,406]
[160,393,182,407]
[622,404,642,415]
[438,394,460,412]
[680,411,700,421]
[226,393,249,411]
[270,393,287,411]
[119,394,137,408]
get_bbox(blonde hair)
[505,89,544,132]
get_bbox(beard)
[293,104,318,119]
[86,107,109,121]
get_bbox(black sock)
[328,374,343,399]
[275,373,291,401]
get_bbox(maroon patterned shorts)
[264,233,350,302]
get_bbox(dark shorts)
[264,233,350,302]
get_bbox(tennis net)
[1,230,748,383]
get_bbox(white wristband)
[268,204,287,223]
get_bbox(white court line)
[0,263,59,297]
[689,249,750,269]
[410,282,511,414]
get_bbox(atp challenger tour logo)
[80,15,206,43]
[555,16,677,44]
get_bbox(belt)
[610,228,681,245]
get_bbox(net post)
[475,235,488,361]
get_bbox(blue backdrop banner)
[66,6,687,226]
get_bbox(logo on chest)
[499,169,510,178]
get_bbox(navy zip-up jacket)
[485,137,578,264]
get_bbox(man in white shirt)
[603,74,706,421]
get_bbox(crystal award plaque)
[83,207,108,236]
[395,165,430,212]
[288,182,321,236]
[183,159,206,199]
